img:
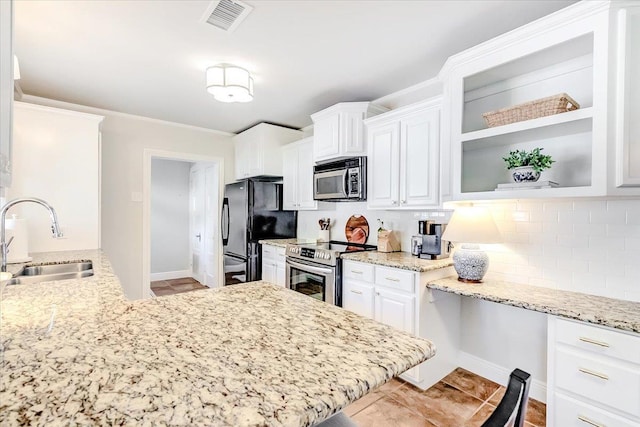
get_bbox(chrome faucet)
[1,197,63,272]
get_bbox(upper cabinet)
[366,99,441,210]
[233,123,302,180]
[311,102,387,163]
[612,3,640,190]
[282,137,317,210]
[0,0,13,189]
[443,1,640,201]
[445,2,610,200]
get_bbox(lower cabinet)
[261,245,286,287]
[547,317,640,426]
[342,259,459,389]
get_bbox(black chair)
[482,368,531,427]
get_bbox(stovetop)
[286,240,377,266]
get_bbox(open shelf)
[461,107,593,143]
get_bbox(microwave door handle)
[343,169,349,197]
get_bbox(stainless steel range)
[285,240,376,306]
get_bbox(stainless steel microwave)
[313,157,366,201]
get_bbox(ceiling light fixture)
[206,64,253,103]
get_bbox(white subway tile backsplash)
[298,199,640,302]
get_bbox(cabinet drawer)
[555,347,640,417]
[262,244,276,259]
[556,318,640,364]
[343,261,374,282]
[554,393,638,427]
[375,266,414,293]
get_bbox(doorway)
[142,149,224,299]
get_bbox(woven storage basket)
[482,93,580,128]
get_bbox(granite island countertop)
[341,251,453,272]
[1,250,435,426]
[428,277,640,334]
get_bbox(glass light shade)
[441,207,501,244]
[206,64,253,103]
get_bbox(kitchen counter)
[258,238,317,248]
[341,250,453,272]
[428,277,640,334]
[1,251,435,426]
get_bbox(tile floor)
[150,277,207,296]
[344,367,545,427]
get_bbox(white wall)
[150,159,191,275]
[8,102,102,252]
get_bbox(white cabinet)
[261,244,286,287]
[342,260,459,389]
[547,317,640,426]
[445,2,611,200]
[613,4,640,190]
[311,102,387,163]
[282,138,317,210]
[0,0,13,188]
[366,99,441,209]
[9,102,103,251]
[234,123,302,180]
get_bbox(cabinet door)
[275,249,286,287]
[296,139,317,210]
[399,108,440,207]
[615,7,640,187]
[235,139,249,180]
[262,259,276,284]
[313,114,340,161]
[341,111,366,156]
[367,122,400,208]
[375,287,415,334]
[247,139,262,177]
[281,144,298,210]
[343,279,375,319]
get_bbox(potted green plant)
[502,148,554,183]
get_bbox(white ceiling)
[14,0,576,134]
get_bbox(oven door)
[286,258,336,305]
[313,169,348,200]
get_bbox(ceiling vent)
[201,0,253,33]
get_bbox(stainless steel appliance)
[222,180,297,285]
[313,157,366,201]
[419,221,451,260]
[285,240,376,305]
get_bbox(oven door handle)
[286,259,333,275]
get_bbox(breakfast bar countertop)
[0,250,435,426]
[428,277,640,334]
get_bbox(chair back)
[481,368,531,427]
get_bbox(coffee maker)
[418,220,451,260]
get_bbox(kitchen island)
[0,250,435,426]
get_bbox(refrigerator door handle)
[222,197,230,246]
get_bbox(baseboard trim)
[150,270,192,282]
[458,351,547,403]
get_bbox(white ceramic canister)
[5,214,32,263]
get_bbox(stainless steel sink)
[6,261,94,285]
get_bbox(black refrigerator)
[221,180,297,285]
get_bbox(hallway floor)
[345,367,545,427]
[150,277,207,296]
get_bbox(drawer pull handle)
[577,415,605,427]
[385,277,400,282]
[351,270,363,274]
[579,337,610,348]
[578,367,609,381]
[350,290,363,295]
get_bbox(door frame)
[142,149,224,299]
